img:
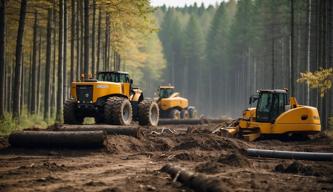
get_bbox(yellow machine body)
[239,106,321,134]
[158,86,188,111]
[71,81,131,103]
[232,89,321,141]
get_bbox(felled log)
[247,148,333,161]
[55,126,143,138]
[161,164,230,192]
[8,131,106,148]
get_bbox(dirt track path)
[1,125,333,192]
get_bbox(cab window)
[159,89,174,98]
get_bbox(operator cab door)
[256,92,288,123]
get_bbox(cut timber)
[9,131,106,148]
[158,118,227,125]
[55,126,143,138]
[161,164,230,192]
[247,148,333,161]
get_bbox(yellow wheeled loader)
[223,89,321,141]
[157,85,197,119]
[64,71,159,126]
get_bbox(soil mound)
[195,161,224,173]
[104,132,245,154]
[195,152,249,173]
[172,134,237,151]
[274,161,318,176]
[217,152,250,167]
[106,135,145,153]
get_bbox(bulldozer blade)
[242,132,261,142]
[212,127,238,138]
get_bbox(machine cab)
[159,86,175,98]
[96,71,131,83]
[254,89,289,123]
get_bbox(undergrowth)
[0,108,54,136]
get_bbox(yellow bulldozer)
[157,85,197,119]
[224,89,321,141]
[64,71,159,126]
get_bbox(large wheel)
[64,99,84,124]
[169,108,180,119]
[138,99,159,126]
[188,106,197,119]
[94,109,105,124]
[180,109,189,119]
[104,96,132,125]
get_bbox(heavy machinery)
[224,89,321,141]
[64,71,159,126]
[157,85,197,119]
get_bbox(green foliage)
[297,68,333,97]
[0,110,50,136]
[329,117,333,130]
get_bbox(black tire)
[180,109,189,119]
[188,106,197,119]
[104,96,132,125]
[169,108,180,119]
[138,99,159,126]
[64,99,84,124]
[94,110,105,124]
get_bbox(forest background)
[0,0,332,133]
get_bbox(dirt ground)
[0,123,333,192]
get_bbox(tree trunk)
[0,0,6,118]
[290,0,295,96]
[76,0,80,80]
[70,0,75,84]
[51,0,57,118]
[105,14,110,71]
[56,0,64,122]
[28,53,32,113]
[80,0,84,78]
[91,0,96,77]
[63,0,68,100]
[83,0,89,78]
[7,60,12,112]
[13,0,27,119]
[20,53,24,115]
[31,10,38,114]
[44,8,52,120]
[306,0,312,105]
[37,26,42,114]
[96,8,101,73]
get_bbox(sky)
[150,0,224,7]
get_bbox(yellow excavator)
[157,85,197,119]
[224,89,321,141]
[64,71,159,126]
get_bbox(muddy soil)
[0,124,333,192]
